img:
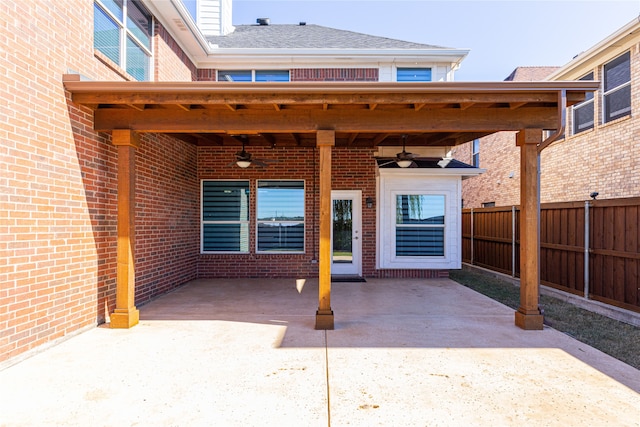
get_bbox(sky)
[225,0,640,81]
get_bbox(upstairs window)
[603,51,631,123]
[257,180,305,253]
[573,72,595,134]
[219,70,290,82]
[94,0,152,81]
[397,67,432,82]
[472,139,480,167]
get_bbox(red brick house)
[1,0,594,365]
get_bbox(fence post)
[470,208,474,266]
[512,205,516,277]
[584,201,590,299]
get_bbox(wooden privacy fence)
[462,197,640,313]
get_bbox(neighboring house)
[456,17,639,207]
[1,0,592,364]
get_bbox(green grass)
[449,269,640,370]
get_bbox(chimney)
[197,0,234,36]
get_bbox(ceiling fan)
[227,137,276,168]
[377,135,417,168]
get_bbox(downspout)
[535,89,567,306]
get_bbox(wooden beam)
[94,107,560,133]
[509,102,527,110]
[459,102,475,110]
[109,129,140,329]
[225,104,237,111]
[272,104,281,111]
[368,103,378,111]
[316,130,335,330]
[176,104,191,111]
[373,133,390,145]
[515,128,544,330]
[414,103,426,111]
[126,104,146,112]
[348,133,359,145]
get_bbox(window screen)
[603,52,631,123]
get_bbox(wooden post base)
[110,307,140,329]
[315,310,334,330]
[514,309,544,330]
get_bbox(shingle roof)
[504,66,561,82]
[207,24,450,50]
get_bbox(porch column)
[515,129,544,330]
[110,129,140,329]
[315,130,335,330]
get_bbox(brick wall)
[291,68,379,81]
[456,45,640,207]
[1,1,199,365]
[155,23,198,81]
[197,146,379,278]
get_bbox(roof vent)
[299,21,306,26]
[257,18,270,26]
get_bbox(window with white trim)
[94,0,153,81]
[603,51,631,123]
[573,72,595,134]
[201,180,250,253]
[472,139,480,167]
[257,180,305,253]
[397,67,432,82]
[395,194,445,257]
[218,70,290,82]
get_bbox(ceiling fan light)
[396,160,412,168]
[236,160,252,168]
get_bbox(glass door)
[331,190,362,276]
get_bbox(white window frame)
[602,51,631,123]
[377,170,463,270]
[472,139,480,167]
[572,72,595,134]
[201,180,250,254]
[218,70,290,82]
[94,0,154,81]
[394,193,446,258]
[256,180,305,254]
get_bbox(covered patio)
[1,277,638,425]
[63,77,599,331]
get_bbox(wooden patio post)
[515,129,544,330]
[110,129,140,329]
[316,130,335,330]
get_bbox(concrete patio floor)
[1,278,639,426]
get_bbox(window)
[395,195,445,257]
[257,180,305,252]
[201,181,250,253]
[573,72,595,134]
[94,0,152,81]
[218,70,290,82]
[472,139,480,167]
[397,67,432,82]
[603,51,631,123]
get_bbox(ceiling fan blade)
[377,160,395,167]
[253,160,268,168]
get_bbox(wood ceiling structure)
[62,75,599,331]
[63,77,598,149]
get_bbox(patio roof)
[61,75,599,332]
[62,77,598,148]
